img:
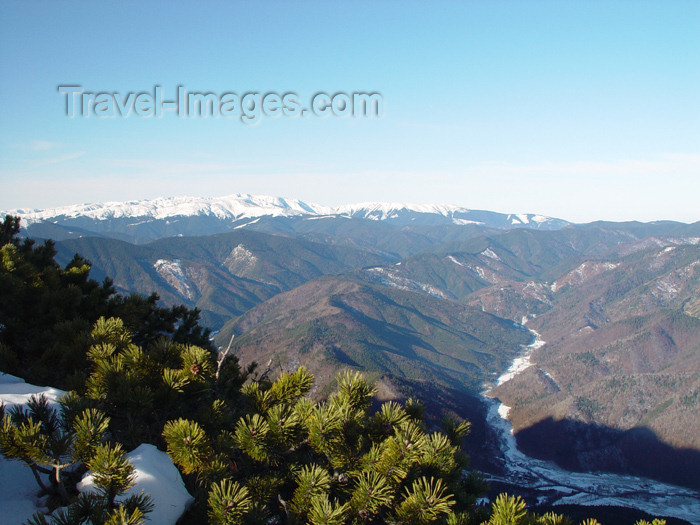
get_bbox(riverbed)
[481,327,700,524]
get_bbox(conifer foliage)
[0,394,107,504]
[0,393,153,524]
[477,494,668,525]
[80,315,227,448]
[163,367,478,524]
[0,215,213,390]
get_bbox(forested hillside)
[4,215,680,524]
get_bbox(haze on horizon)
[0,1,698,224]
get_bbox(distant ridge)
[8,194,332,224]
[4,193,569,229]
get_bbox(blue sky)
[0,1,698,223]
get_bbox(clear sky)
[0,1,698,223]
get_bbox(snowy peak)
[507,213,555,226]
[5,193,569,234]
[11,194,333,225]
[333,202,567,229]
[335,202,472,221]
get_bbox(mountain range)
[7,193,700,490]
[6,193,570,245]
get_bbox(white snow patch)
[233,217,260,229]
[335,201,470,221]
[365,267,449,299]
[224,244,258,274]
[452,218,485,225]
[465,264,501,284]
[78,444,193,525]
[553,261,620,291]
[1,374,192,525]
[655,279,679,296]
[497,403,511,422]
[302,215,342,221]
[522,281,552,305]
[447,255,465,267]
[154,259,193,299]
[0,457,49,525]
[667,236,700,246]
[481,248,501,261]
[0,372,65,409]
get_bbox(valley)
[7,194,700,519]
[482,329,700,523]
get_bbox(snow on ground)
[224,244,258,272]
[0,373,65,525]
[335,201,469,220]
[0,456,49,525]
[452,218,485,225]
[234,217,261,228]
[154,259,194,299]
[447,255,465,267]
[494,330,544,387]
[364,267,450,299]
[481,248,501,261]
[7,194,565,229]
[8,194,332,224]
[0,372,65,408]
[551,261,620,292]
[78,444,194,525]
[0,373,193,525]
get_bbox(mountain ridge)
[5,192,569,230]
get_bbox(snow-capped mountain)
[7,193,567,227]
[335,202,474,221]
[11,194,332,224]
[334,201,565,228]
[5,193,570,244]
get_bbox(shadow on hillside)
[515,417,700,490]
[366,376,700,494]
[372,378,502,473]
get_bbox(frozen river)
[481,328,700,524]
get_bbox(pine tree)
[482,494,527,525]
[82,316,229,447]
[0,214,21,245]
[0,215,214,391]
[207,479,252,524]
[23,442,153,525]
[477,496,669,525]
[164,368,477,524]
[0,394,109,504]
